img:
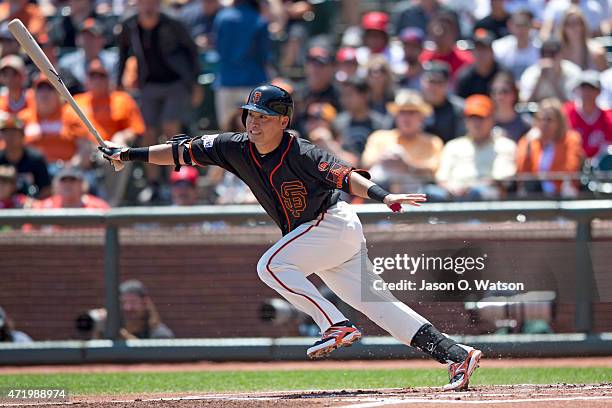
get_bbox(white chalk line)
[339,396,612,408]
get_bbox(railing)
[2,200,612,338]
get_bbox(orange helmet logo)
[253,91,262,103]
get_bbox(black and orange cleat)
[306,321,362,359]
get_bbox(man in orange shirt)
[33,166,109,210]
[0,55,34,115]
[64,59,145,204]
[0,0,46,39]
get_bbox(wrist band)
[367,185,390,203]
[121,147,150,162]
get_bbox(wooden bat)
[8,19,107,147]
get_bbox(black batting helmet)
[241,84,293,127]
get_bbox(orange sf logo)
[318,161,329,171]
[281,181,307,218]
[253,91,262,103]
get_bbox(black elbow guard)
[166,134,193,171]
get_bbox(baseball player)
[100,84,482,391]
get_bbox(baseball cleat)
[443,345,483,391]
[306,321,362,359]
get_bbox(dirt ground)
[1,359,611,407]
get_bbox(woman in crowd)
[558,6,607,71]
[491,71,531,141]
[366,55,395,117]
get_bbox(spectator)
[59,19,119,87]
[455,29,501,99]
[492,10,541,80]
[356,11,404,75]
[557,7,607,71]
[178,0,221,50]
[213,0,268,127]
[276,0,315,71]
[119,279,174,339]
[304,102,357,166]
[420,11,473,79]
[435,94,517,200]
[63,59,145,205]
[117,0,200,200]
[0,165,29,209]
[20,76,89,167]
[516,98,584,196]
[421,62,466,143]
[474,0,510,39]
[491,71,531,141]
[335,47,359,83]
[0,306,32,343]
[47,0,116,48]
[36,34,84,95]
[33,167,110,209]
[398,27,426,91]
[170,166,199,206]
[519,38,582,102]
[0,23,20,58]
[0,0,46,39]
[0,55,33,115]
[335,75,388,158]
[0,113,51,198]
[563,71,612,158]
[295,46,340,121]
[366,56,395,116]
[362,90,443,195]
[392,0,458,36]
[541,0,604,39]
[599,67,612,109]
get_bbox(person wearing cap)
[58,18,118,87]
[356,11,405,76]
[519,38,582,102]
[119,280,174,339]
[419,11,473,79]
[335,47,359,83]
[563,71,612,158]
[170,165,199,206]
[455,29,501,99]
[212,0,268,127]
[0,165,30,209]
[335,75,389,158]
[421,62,466,143]
[492,10,541,80]
[0,0,46,39]
[517,98,584,196]
[398,27,425,91]
[435,94,517,200]
[473,0,510,39]
[0,55,34,115]
[362,90,443,196]
[33,166,109,209]
[0,113,51,199]
[0,306,32,343]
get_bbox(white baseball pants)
[257,201,429,345]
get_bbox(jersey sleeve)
[303,144,371,195]
[186,132,235,168]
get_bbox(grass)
[0,367,610,396]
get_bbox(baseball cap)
[423,61,451,81]
[342,75,369,93]
[80,18,104,36]
[120,279,148,297]
[575,70,601,90]
[361,11,389,32]
[0,112,24,131]
[56,166,84,181]
[170,166,198,186]
[400,27,425,44]
[387,89,432,117]
[336,47,358,63]
[464,94,494,117]
[306,46,334,65]
[0,55,25,73]
[0,165,17,181]
[87,58,108,76]
[472,28,494,47]
[306,102,337,122]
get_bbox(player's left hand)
[383,193,427,212]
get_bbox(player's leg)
[256,212,363,358]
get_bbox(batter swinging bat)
[8,19,107,148]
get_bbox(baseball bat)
[8,19,107,147]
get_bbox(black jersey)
[187,131,370,235]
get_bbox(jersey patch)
[325,162,351,189]
[201,134,218,149]
[318,161,329,172]
[281,180,308,218]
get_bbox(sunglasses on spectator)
[59,176,81,182]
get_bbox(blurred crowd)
[0,0,611,211]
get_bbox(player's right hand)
[98,142,126,172]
